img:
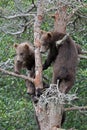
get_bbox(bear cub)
[14,42,35,95]
[14,42,48,97]
[40,31,78,93]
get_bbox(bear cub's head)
[40,30,53,53]
[14,42,30,64]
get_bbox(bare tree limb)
[14,0,36,13]
[0,68,34,83]
[67,4,87,22]
[0,13,35,19]
[0,18,35,35]
[76,12,87,19]
[26,3,36,13]
[56,33,69,46]
[79,54,87,60]
[1,27,25,35]
[45,7,58,13]
[80,51,87,55]
[14,0,25,13]
[53,128,76,130]
[24,18,35,27]
[65,106,87,112]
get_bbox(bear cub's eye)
[20,53,23,56]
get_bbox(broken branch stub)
[34,81,78,130]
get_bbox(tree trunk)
[52,3,67,33]
[33,1,66,130]
[34,0,44,92]
[34,101,64,130]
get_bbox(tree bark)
[0,68,34,83]
[34,0,44,91]
[34,101,64,130]
[52,3,67,33]
[33,1,67,130]
[34,81,67,130]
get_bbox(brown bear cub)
[40,31,78,93]
[14,42,35,95]
[14,42,48,97]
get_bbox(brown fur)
[14,42,35,73]
[76,44,82,54]
[14,42,49,96]
[14,42,35,95]
[40,31,78,93]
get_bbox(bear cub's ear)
[40,30,46,34]
[40,30,52,38]
[47,32,52,38]
[14,43,18,48]
[24,44,29,50]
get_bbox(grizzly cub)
[14,42,35,95]
[14,42,48,97]
[40,31,78,93]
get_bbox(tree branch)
[1,13,35,19]
[0,68,34,83]
[67,4,87,22]
[0,18,34,35]
[65,106,87,112]
[1,27,25,35]
[14,0,36,13]
[80,51,87,55]
[79,54,87,60]
[56,33,69,46]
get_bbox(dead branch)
[39,82,78,105]
[25,4,36,13]
[25,18,35,27]
[76,11,87,19]
[45,7,58,13]
[79,54,87,60]
[34,82,78,130]
[56,128,77,130]
[80,50,87,55]
[0,18,34,35]
[67,4,87,22]
[14,0,36,13]
[65,106,87,112]
[1,13,35,19]
[0,68,34,83]
[1,27,25,35]
[0,58,13,69]
[56,33,69,46]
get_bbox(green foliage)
[0,77,38,130]
[63,64,87,129]
[0,31,38,129]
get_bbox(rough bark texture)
[0,68,34,83]
[33,1,66,130]
[34,79,72,130]
[52,4,67,33]
[34,0,44,90]
[35,101,64,130]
